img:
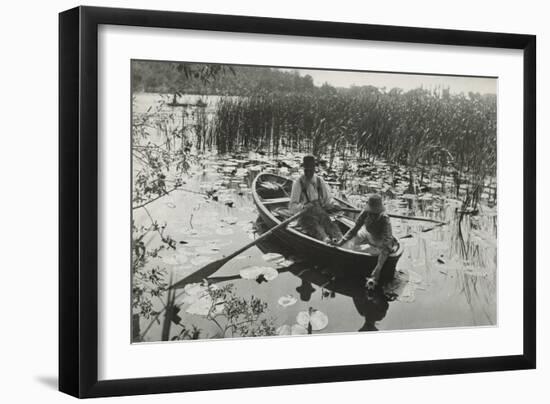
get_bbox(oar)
[399,221,447,239]
[337,207,446,226]
[170,209,309,289]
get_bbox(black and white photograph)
[131,60,497,342]
[0,0,544,401]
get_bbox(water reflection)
[134,149,497,341]
[254,218,392,332]
[296,279,316,302]
[355,290,390,332]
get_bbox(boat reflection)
[254,218,392,332]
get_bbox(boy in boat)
[289,155,342,243]
[337,194,396,290]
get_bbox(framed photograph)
[59,6,536,398]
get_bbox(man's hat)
[302,155,316,169]
[364,194,385,214]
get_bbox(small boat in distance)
[251,173,403,282]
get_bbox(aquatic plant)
[208,86,496,198]
[131,95,196,338]
[180,283,276,338]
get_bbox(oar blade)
[170,208,308,290]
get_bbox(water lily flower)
[239,266,279,282]
[296,308,328,331]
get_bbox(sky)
[289,68,497,95]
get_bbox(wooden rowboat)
[251,173,403,281]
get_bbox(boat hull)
[252,173,402,282]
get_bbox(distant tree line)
[132,60,316,95]
[132,61,497,194]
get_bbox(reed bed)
[209,88,496,197]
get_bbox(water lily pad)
[179,228,199,236]
[215,227,234,235]
[291,324,308,335]
[296,309,328,331]
[178,283,209,304]
[175,254,188,264]
[194,246,219,255]
[162,253,189,266]
[221,216,238,225]
[397,283,416,303]
[175,249,195,257]
[276,324,291,335]
[278,167,289,174]
[276,324,307,336]
[261,252,285,263]
[463,268,489,277]
[419,193,433,201]
[162,255,180,266]
[260,267,278,281]
[237,220,253,227]
[275,258,295,268]
[180,239,204,247]
[186,295,224,316]
[239,266,263,280]
[278,295,297,307]
[221,198,235,206]
[239,266,279,281]
[407,269,422,284]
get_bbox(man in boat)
[289,155,342,243]
[337,194,396,290]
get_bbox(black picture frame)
[59,5,536,398]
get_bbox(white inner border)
[98,25,524,381]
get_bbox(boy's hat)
[364,194,385,214]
